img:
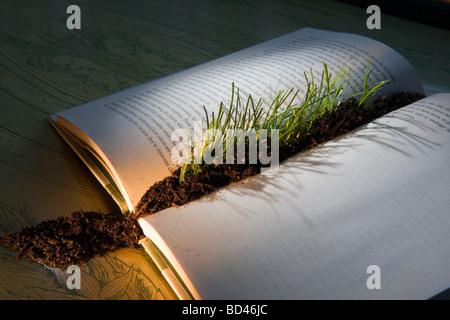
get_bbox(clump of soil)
[0,92,424,269]
[132,160,261,218]
[0,211,143,269]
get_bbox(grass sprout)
[353,60,389,107]
[179,61,387,183]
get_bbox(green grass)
[179,61,388,183]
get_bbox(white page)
[139,94,450,299]
[51,28,424,210]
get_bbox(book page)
[51,28,424,210]
[139,94,450,299]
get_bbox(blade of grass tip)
[286,89,300,111]
[211,110,217,131]
[272,90,281,114]
[293,96,309,123]
[278,88,294,116]
[232,89,241,129]
[357,60,373,107]
[222,104,233,134]
[270,100,286,129]
[203,105,210,129]
[223,101,234,130]
[328,67,348,111]
[357,61,390,107]
[263,91,278,127]
[284,90,299,117]
[309,67,315,88]
[256,98,267,129]
[307,87,326,120]
[359,79,389,107]
[318,68,328,111]
[323,65,333,110]
[269,91,282,114]
[307,69,325,112]
[230,82,235,110]
[240,96,247,130]
[278,89,292,112]
[248,96,258,131]
[251,95,263,130]
[220,109,227,131]
[328,67,345,110]
[323,62,331,95]
[279,94,309,141]
[241,94,251,130]
[250,96,262,128]
[329,66,346,93]
[338,67,350,94]
[216,104,226,130]
[363,60,372,93]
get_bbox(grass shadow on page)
[210,110,443,218]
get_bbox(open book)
[49,28,450,299]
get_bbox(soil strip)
[0,92,424,269]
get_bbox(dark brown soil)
[0,92,424,269]
[0,211,143,269]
